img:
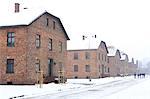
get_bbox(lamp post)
[82,34,97,81]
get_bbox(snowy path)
[28,77,147,99]
[1,76,149,99]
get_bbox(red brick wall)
[0,26,28,84]
[0,13,68,84]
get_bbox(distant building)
[128,58,138,75]
[120,53,129,76]
[107,46,121,76]
[66,41,109,79]
[0,3,70,84]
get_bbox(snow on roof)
[67,37,100,50]
[128,57,135,64]
[0,7,46,27]
[120,52,127,60]
[107,46,117,56]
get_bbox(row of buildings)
[0,3,137,84]
[66,42,138,79]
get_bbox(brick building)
[107,46,121,77]
[66,41,109,79]
[128,58,138,75]
[120,53,129,76]
[0,3,70,84]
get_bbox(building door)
[48,59,53,76]
[102,64,104,78]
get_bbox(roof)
[107,46,121,58]
[107,46,117,56]
[99,41,109,53]
[128,58,135,64]
[67,37,100,50]
[120,52,128,61]
[67,39,108,52]
[0,8,70,40]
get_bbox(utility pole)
[82,34,97,81]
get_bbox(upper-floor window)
[59,41,63,52]
[85,65,90,72]
[48,38,52,51]
[107,58,109,63]
[105,55,107,62]
[74,65,78,72]
[102,54,104,61]
[6,59,14,73]
[46,18,49,26]
[98,53,100,60]
[53,21,56,30]
[74,52,78,60]
[85,52,90,59]
[7,32,15,47]
[36,34,41,48]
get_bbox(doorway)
[48,59,53,76]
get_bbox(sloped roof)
[120,52,128,61]
[0,8,70,40]
[67,38,100,50]
[99,41,109,53]
[68,39,108,52]
[0,8,44,26]
[107,46,121,58]
[107,46,117,56]
[128,58,135,64]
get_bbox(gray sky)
[1,0,150,62]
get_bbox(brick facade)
[66,41,109,79]
[0,12,69,84]
[108,50,121,77]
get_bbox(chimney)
[14,3,20,13]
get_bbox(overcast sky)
[1,0,150,63]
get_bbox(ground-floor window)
[85,65,90,72]
[6,59,14,73]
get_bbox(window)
[6,59,14,73]
[46,18,49,26]
[74,65,78,72]
[98,53,100,60]
[105,55,107,62]
[85,65,90,72]
[7,32,15,47]
[105,66,107,72]
[35,59,40,72]
[85,52,90,59]
[107,58,109,63]
[108,67,110,73]
[36,34,40,48]
[74,52,78,60]
[102,54,103,61]
[99,65,101,72]
[48,38,52,51]
[53,21,56,29]
[59,41,63,52]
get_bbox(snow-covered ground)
[0,76,150,99]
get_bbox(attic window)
[46,18,49,26]
[53,21,56,29]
